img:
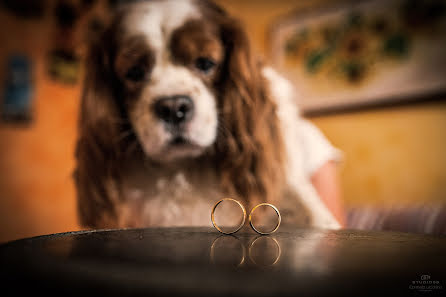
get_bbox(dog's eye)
[125,65,146,82]
[195,57,216,73]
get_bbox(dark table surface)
[0,227,445,297]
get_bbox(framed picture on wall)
[268,0,446,115]
[1,54,34,124]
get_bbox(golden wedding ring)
[248,203,281,235]
[211,198,247,234]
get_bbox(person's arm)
[310,161,345,227]
[297,118,345,227]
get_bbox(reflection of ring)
[248,236,281,267]
[209,235,245,267]
[248,203,281,235]
[211,198,246,234]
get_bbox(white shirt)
[298,119,343,177]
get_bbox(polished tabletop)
[0,227,445,296]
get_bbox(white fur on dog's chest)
[122,168,225,227]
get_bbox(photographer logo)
[409,275,442,293]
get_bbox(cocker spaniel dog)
[74,0,340,230]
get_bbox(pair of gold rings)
[211,198,281,235]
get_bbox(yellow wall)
[0,0,445,242]
[313,103,446,206]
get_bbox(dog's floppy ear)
[215,15,286,209]
[74,29,123,228]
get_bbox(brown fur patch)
[199,2,287,209]
[170,19,223,86]
[114,35,155,92]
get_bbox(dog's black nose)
[153,95,194,125]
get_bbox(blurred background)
[0,0,445,243]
